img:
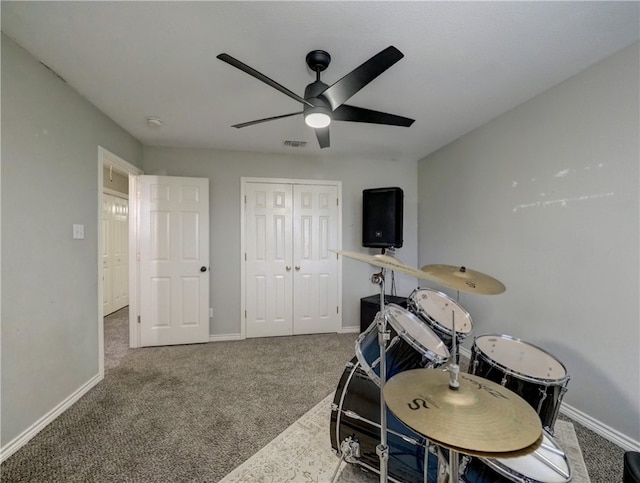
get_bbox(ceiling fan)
[217,46,415,148]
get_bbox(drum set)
[329,250,571,483]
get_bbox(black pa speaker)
[362,187,403,248]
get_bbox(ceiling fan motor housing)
[304,81,331,112]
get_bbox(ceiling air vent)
[283,140,307,148]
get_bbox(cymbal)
[332,250,439,281]
[383,369,541,455]
[421,264,506,295]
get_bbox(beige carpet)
[221,393,590,483]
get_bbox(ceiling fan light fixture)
[305,111,331,128]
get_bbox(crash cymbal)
[383,369,541,455]
[421,264,506,295]
[332,250,439,281]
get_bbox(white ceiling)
[2,1,639,162]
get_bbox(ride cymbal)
[332,250,439,281]
[383,369,541,455]
[421,264,506,295]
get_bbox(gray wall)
[1,35,143,447]
[142,147,418,335]
[417,43,639,445]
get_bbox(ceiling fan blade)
[332,105,414,127]
[315,126,330,149]
[320,46,404,111]
[217,53,313,107]
[231,112,302,129]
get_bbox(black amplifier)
[360,295,408,333]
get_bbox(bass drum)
[330,357,439,483]
[462,430,572,483]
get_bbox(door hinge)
[337,306,339,314]
[337,198,339,206]
[137,315,141,324]
[244,195,247,204]
[244,310,247,319]
[244,253,247,261]
[137,191,141,200]
[136,252,141,261]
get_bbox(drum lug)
[330,402,338,412]
[340,436,361,462]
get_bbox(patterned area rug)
[221,394,590,483]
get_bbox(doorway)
[98,147,142,377]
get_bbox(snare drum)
[330,357,439,483]
[408,288,473,349]
[470,334,570,431]
[356,304,449,387]
[462,430,572,482]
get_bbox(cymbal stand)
[447,309,460,483]
[371,269,390,483]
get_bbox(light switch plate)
[73,224,85,239]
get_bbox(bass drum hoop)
[472,334,570,386]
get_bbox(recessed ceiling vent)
[283,140,308,148]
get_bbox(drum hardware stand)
[531,448,571,479]
[441,309,462,483]
[330,437,361,483]
[371,268,391,483]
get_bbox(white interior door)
[245,182,293,337]
[138,175,210,346]
[111,195,129,313]
[103,195,113,315]
[244,179,340,338]
[293,184,339,334]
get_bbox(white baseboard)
[0,372,103,463]
[560,401,640,451]
[340,325,361,334]
[209,333,243,342]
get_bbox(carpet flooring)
[1,308,627,482]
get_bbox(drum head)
[386,304,449,361]
[475,334,567,381]
[411,288,472,335]
[482,431,571,483]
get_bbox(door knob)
[295,266,301,271]
[286,265,292,271]
[200,266,207,272]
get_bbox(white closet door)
[244,180,340,338]
[111,196,129,312]
[103,194,114,315]
[245,182,294,338]
[292,184,339,334]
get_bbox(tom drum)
[356,304,450,387]
[469,334,570,432]
[408,288,473,349]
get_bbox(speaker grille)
[362,187,403,248]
